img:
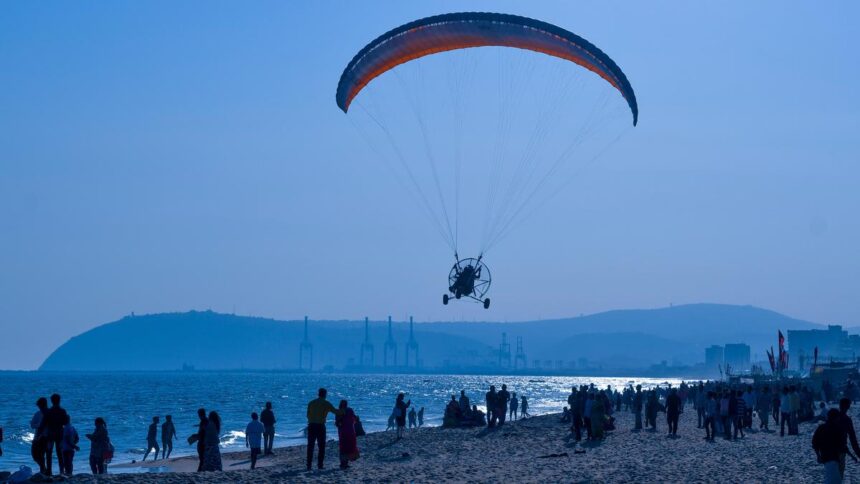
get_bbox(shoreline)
[64,409,844,483]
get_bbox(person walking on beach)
[814,408,851,484]
[633,385,643,430]
[418,407,425,427]
[695,384,706,429]
[245,412,264,469]
[60,414,79,476]
[85,417,111,475]
[194,408,208,472]
[486,386,497,427]
[143,416,160,461]
[569,389,583,441]
[394,392,411,439]
[646,391,659,431]
[261,401,276,456]
[336,400,360,469]
[44,393,69,476]
[666,388,681,437]
[704,391,717,441]
[591,393,606,440]
[161,415,176,459]
[30,397,48,475]
[720,391,731,439]
[837,398,860,477]
[521,395,530,418]
[510,392,519,421]
[306,388,342,471]
[202,411,222,471]
[496,385,511,426]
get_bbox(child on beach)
[161,415,176,459]
[61,415,79,475]
[521,396,530,418]
[245,412,264,469]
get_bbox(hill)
[40,304,822,372]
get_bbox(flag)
[778,330,786,371]
[767,347,776,373]
[814,346,819,369]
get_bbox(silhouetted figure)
[720,391,731,439]
[85,417,111,475]
[459,390,470,416]
[143,416,160,461]
[510,392,519,421]
[408,407,417,428]
[194,408,208,472]
[758,387,772,430]
[202,411,222,471]
[646,391,659,431]
[418,407,425,427]
[521,395,530,418]
[306,387,342,471]
[470,405,486,426]
[30,397,48,475]
[496,385,511,426]
[734,391,746,439]
[569,388,583,441]
[60,414,79,476]
[838,398,860,478]
[260,401,276,456]
[486,386,497,427]
[336,400,359,470]
[704,391,717,440]
[44,393,69,476]
[632,385,643,430]
[814,409,851,483]
[245,412,264,469]
[394,393,411,439]
[780,387,791,437]
[161,415,176,459]
[450,264,479,298]
[666,388,681,436]
[591,393,605,440]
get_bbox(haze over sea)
[0,372,679,473]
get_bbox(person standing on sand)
[85,417,111,475]
[394,393,411,439]
[757,387,772,431]
[260,401,276,456]
[60,414,79,476]
[570,389,583,441]
[306,388,342,471]
[591,393,606,440]
[704,391,717,441]
[161,415,176,459]
[719,391,731,439]
[666,388,681,437]
[418,407,425,427]
[336,400,359,469]
[814,408,851,484]
[496,385,511,426]
[203,411,222,471]
[194,408,208,472]
[143,416,160,461]
[734,391,747,439]
[44,393,69,476]
[521,395,530,418]
[486,386,497,427]
[695,384,706,429]
[645,391,659,431]
[632,385,643,430]
[780,387,791,437]
[30,397,48,475]
[510,392,519,421]
[245,412,264,469]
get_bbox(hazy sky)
[2,1,858,370]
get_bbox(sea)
[0,372,681,474]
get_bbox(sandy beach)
[61,406,852,483]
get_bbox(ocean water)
[0,372,681,473]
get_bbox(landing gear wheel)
[455,292,462,299]
[483,298,491,309]
[443,294,449,305]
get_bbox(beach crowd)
[3,378,859,482]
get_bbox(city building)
[704,345,724,369]
[724,343,750,372]
[788,325,860,370]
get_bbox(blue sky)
[1,1,858,370]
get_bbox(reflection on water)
[0,372,681,472]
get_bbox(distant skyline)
[2,1,858,370]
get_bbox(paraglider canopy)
[336,12,638,126]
